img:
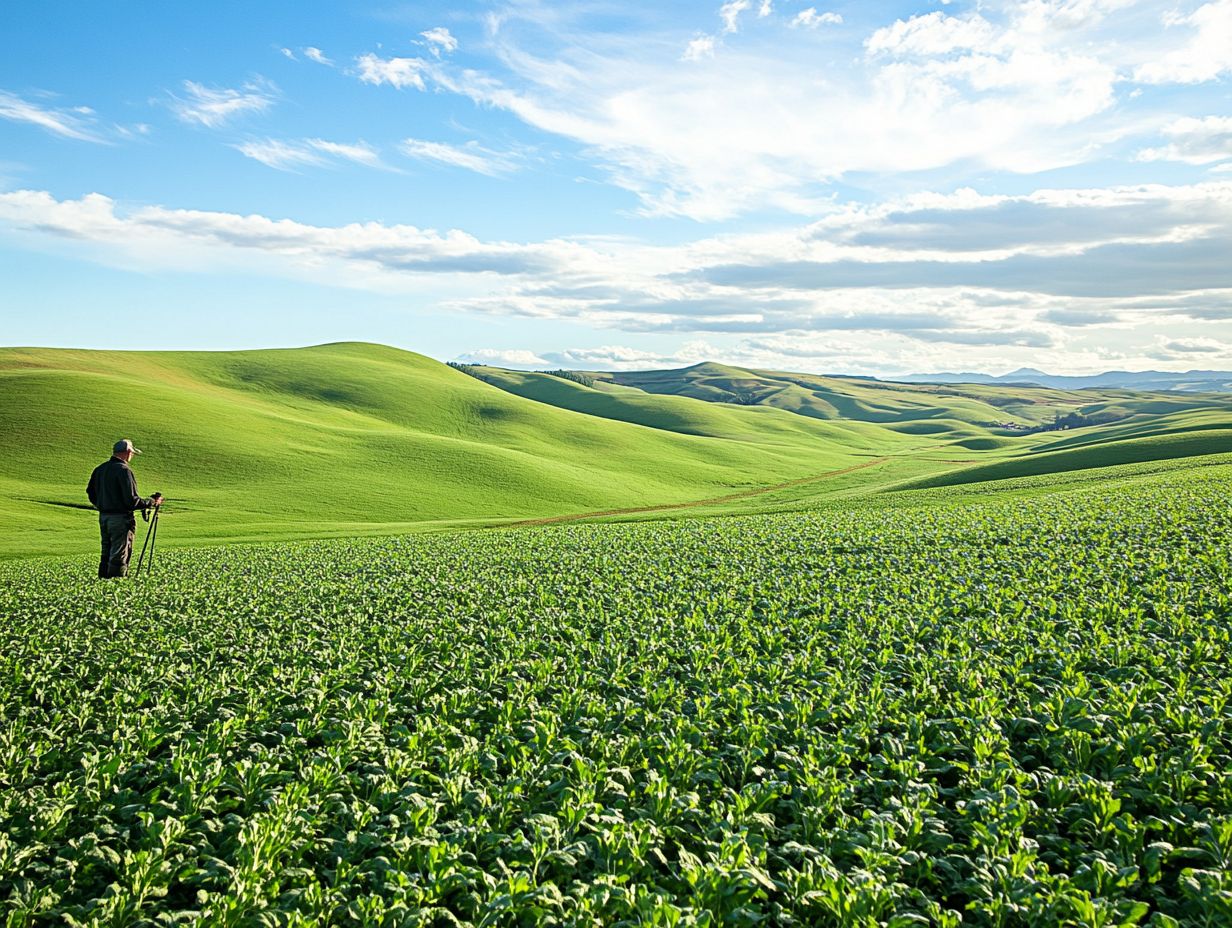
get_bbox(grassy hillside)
[584,362,1231,435]
[7,344,1232,558]
[585,363,1092,427]
[472,368,923,453]
[471,363,1232,516]
[894,427,1232,491]
[0,343,892,557]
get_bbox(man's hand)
[151,493,164,508]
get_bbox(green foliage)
[539,370,596,388]
[2,467,1231,925]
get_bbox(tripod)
[134,497,163,578]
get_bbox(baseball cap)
[113,439,142,455]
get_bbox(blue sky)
[2,0,1231,374]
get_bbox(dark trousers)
[98,513,136,578]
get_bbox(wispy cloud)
[355,54,429,90]
[170,80,276,128]
[410,4,1140,219]
[235,139,326,170]
[720,1,752,34]
[377,1,1232,222]
[234,138,383,171]
[792,9,842,29]
[304,47,334,66]
[0,89,105,142]
[400,138,519,176]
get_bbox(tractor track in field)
[509,456,890,527]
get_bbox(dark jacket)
[87,457,154,514]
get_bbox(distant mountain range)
[896,368,1232,392]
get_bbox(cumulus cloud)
[355,54,429,89]
[810,183,1232,252]
[421,28,458,56]
[1133,0,1232,84]
[1137,116,1232,166]
[2,181,1230,371]
[0,89,104,142]
[682,35,716,61]
[552,345,714,370]
[866,11,993,55]
[0,188,570,283]
[400,138,519,175]
[170,80,276,128]
[235,138,383,171]
[455,348,550,368]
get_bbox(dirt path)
[509,457,889,527]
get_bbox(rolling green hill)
[0,343,899,557]
[582,362,1231,433]
[6,343,1232,558]
[584,362,1090,426]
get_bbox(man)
[87,439,162,578]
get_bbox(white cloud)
[0,89,104,142]
[308,139,382,166]
[416,5,1134,219]
[1147,335,1232,361]
[455,348,550,368]
[542,344,713,370]
[400,138,518,175]
[758,1,773,17]
[1137,116,1232,166]
[2,181,1230,373]
[355,54,429,90]
[1134,0,1232,84]
[280,47,296,60]
[792,9,842,29]
[171,80,275,128]
[1159,337,1230,354]
[304,47,334,66]
[421,27,458,55]
[235,138,383,171]
[720,0,751,34]
[682,35,716,61]
[235,139,327,170]
[866,12,993,56]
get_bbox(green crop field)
[3,460,1231,926]
[4,345,1232,925]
